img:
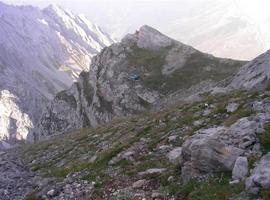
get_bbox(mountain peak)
[138,25,163,35]
[46,4,64,12]
[43,4,74,19]
[122,25,173,51]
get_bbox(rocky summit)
[36,25,244,139]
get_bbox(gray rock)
[193,120,204,127]
[246,153,270,194]
[138,168,166,176]
[151,192,165,199]
[157,145,172,153]
[230,179,240,185]
[182,135,243,172]
[168,135,178,143]
[0,141,12,150]
[232,157,249,180]
[47,189,57,197]
[228,49,270,91]
[132,179,147,189]
[166,147,183,165]
[181,161,201,183]
[0,149,39,200]
[226,102,239,113]
[122,151,135,161]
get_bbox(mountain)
[1,19,270,200]
[19,65,270,199]
[36,25,244,139]
[0,2,113,142]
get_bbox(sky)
[1,0,270,59]
[0,0,219,39]
[2,0,270,38]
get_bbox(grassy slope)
[22,90,269,199]
[126,44,245,94]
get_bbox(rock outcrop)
[246,153,270,194]
[37,25,244,139]
[232,156,249,181]
[0,2,113,142]
[181,111,270,182]
[228,49,270,90]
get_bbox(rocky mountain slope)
[0,2,113,142]
[1,23,270,200]
[20,89,270,200]
[37,25,244,139]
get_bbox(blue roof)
[129,74,140,80]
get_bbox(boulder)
[138,168,166,176]
[0,141,12,150]
[122,151,136,161]
[232,156,249,180]
[182,135,243,172]
[132,179,148,189]
[181,161,201,183]
[166,147,183,165]
[168,135,178,143]
[226,102,239,113]
[157,145,172,153]
[246,153,270,194]
[47,189,57,197]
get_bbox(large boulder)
[182,135,243,172]
[166,147,183,165]
[246,153,270,194]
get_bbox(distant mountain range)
[0,2,113,141]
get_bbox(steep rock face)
[0,2,113,141]
[0,91,34,141]
[37,25,244,139]
[228,49,270,90]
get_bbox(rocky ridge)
[37,25,244,139]
[228,49,270,91]
[0,2,113,142]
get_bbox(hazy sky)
[2,0,270,59]
[2,0,270,39]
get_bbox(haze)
[2,0,270,59]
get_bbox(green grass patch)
[179,173,244,200]
[259,123,270,154]
[223,106,254,127]
[260,189,270,200]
